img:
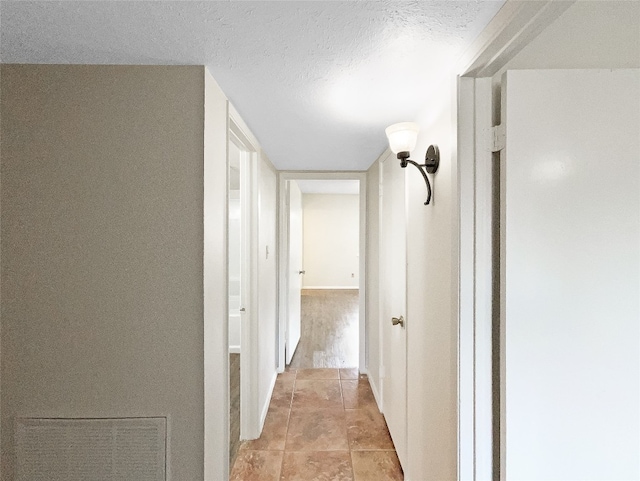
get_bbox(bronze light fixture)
[385,122,440,205]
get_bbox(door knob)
[239,307,246,312]
[392,316,404,327]
[299,270,306,275]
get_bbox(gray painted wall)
[1,65,208,480]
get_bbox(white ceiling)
[0,1,505,171]
[295,179,360,195]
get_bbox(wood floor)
[229,353,241,467]
[289,289,359,369]
[230,368,403,481]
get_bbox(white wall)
[364,79,458,481]
[490,2,640,479]
[302,194,359,289]
[501,67,639,481]
[366,3,640,480]
[228,192,241,351]
[228,141,242,352]
[365,163,381,401]
[405,79,458,480]
[257,155,279,423]
[1,65,211,480]
[203,68,231,481]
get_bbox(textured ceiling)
[0,1,505,171]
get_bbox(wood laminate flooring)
[289,289,359,369]
[229,352,241,467]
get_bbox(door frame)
[277,171,368,372]
[229,105,262,440]
[284,180,303,365]
[455,1,575,479]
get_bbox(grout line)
[349,449,357,481]
[275,449,284,481]
[278,370,295,479]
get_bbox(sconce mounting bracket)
[424,145,440,174]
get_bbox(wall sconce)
[385,122,439,205]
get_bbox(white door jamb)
[229,105,262,441]
[276,171,368,373]
[455,1,575,479]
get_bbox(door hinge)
[492,124,506,152]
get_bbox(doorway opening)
[227,137,245,467]
[227,118,260,468]
[278,173,367,373]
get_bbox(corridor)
[230,368,403,480]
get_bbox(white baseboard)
[229,345,241,354]
[368,373,383,413]
[302,286,359,290]
[260,371,278,432]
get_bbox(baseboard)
[228,345,241,354]
[260,371,278,432]
[368,373,383,413]
[302,286,359,290]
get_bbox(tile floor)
[230,368,403,481]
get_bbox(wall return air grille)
[16,417,167,481]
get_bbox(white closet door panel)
[379,152,408,469]
[502,69,639,480]
[286,180,303,364]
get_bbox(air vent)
[16,417,167,481]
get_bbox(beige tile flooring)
[230,368,403,481]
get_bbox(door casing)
[277,171,367,373]
[285,180,303,364]
[456,1,576,479]
[229,107,261,441]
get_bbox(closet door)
[379,151,408,469]
[500,69,639,480]
[286,180,303,364]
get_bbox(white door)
[379,152,408,468]
[286,180,303,364]
[501,69,639,480]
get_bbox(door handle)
[239,307,246,312]
[299,270,306,275]
[392,316,404,327]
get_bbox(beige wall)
[1,65,210,480]
[502,0,640,72]
[493,0,640,121]
[302,194,359,288]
